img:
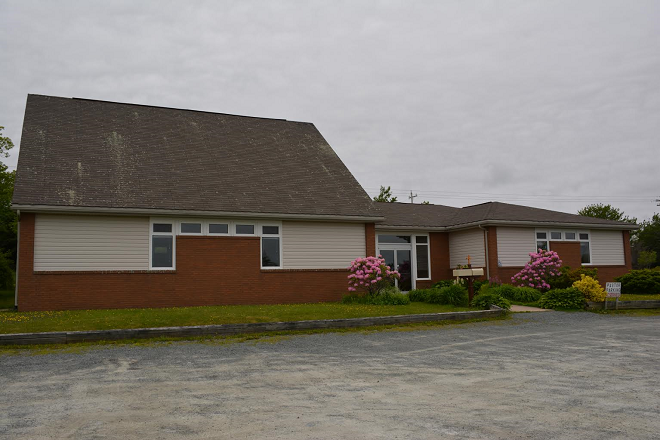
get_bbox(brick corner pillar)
[17,212,36,311]
[622,230,633,270]
[365,223,376,257]
[485,226,498,281]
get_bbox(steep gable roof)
[12,95,381,219]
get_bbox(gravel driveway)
[1,312,658,439]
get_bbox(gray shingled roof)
[13,95,381,219]
[376,201,637,229]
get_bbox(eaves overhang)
[376,219,639,231]
[12,204,386,223]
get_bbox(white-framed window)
[536,231,548,251]
[534,229,592,265]
[150,220,176,270]
[208,222,230,235]
[260,223,282,269]
[414,235,431,280]
[375,233,431,288]
[179,221,203,235]
[235,223,256,235]
[579,232,591,265]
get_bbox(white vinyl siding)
[282,221,365,269]
[34,214,149,271]
[496,227,536,267]
[591,230,625,266]
[449,228,485,268]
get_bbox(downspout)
[14,210,19,311]
[479,224,489,280]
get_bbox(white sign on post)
[606,282,622,298]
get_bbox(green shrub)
[432,279,455,289]
[341,287,410,305]
[548,266,599,290]
[0,251,14,291]
[428,284,469,307]
[487,284,542,302]
[471,293,511,310]
[407,289,432,302]
[614,269,660,294]
[538,288,585,310]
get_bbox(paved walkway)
[510,304,551,312]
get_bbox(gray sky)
[1,0,658,220]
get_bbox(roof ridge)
[28,94,311,124]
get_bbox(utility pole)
[409,191,418,204]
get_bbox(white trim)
[207,220,231,235]
[578,231,592,265]
[234,222,257,236]
[149,218,176,271]
[12,204,384,223]
[179,219,204,235]
[259,221,283,270]
[534,228,593,265]
[375,220,638,231]
[376,232,430,290]
[413,234,431,281]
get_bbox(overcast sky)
[1,0,658,220]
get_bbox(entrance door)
[379,249,412,291]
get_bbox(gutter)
[376,219,639,231]
[11,204,385,223]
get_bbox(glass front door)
[379,249,412,291]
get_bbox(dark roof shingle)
[376,201,637,229]
[13,95,380,219]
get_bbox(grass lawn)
[0,302,475,335]
[0,290,14,309]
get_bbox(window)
[151,222,175,269]
[153,223,172,233]
[579,232,591,264]
[550,232,562,240]
[261,224,281,268]
[180,222,202,234]
[377,235,411,244]
[565,232,576,240]
[415,236,430,279]
[208,223,229,234]
[536,232,548,251]
[236,224,255,235]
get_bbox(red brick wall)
[486,226,498,281]
[549,241,582,269]
[365,223,376,257]
[17,213,352,311]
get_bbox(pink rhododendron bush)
[348,256,400,295]
[511,249,562,291]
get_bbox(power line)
[363,187,656,203]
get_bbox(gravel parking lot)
[1,311,659,439]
